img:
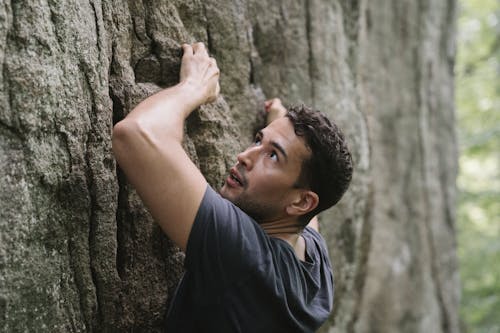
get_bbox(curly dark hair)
[286,105,353,225]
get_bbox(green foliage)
[456,0,500,332]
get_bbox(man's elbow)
[112,119,178,165]
[112,119,139,165]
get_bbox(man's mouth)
[230,174,242,186]
[228,167,245,187]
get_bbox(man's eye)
[254,137,262,146]
[270,151,278,161]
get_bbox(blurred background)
[0,1,496,331]
[456,0,500,331]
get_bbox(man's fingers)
[182,43,193,56]
[192,42,208,57]
[264,98,287,124]
[182,42,209,57]
[265,98,282,112]
[180,41,220,104]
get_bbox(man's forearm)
[111,81,204,210]
[119,81,204,144]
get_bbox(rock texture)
[0,0,459,332]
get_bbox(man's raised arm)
[112,43,219,252]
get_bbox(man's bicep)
[114,125,206,252]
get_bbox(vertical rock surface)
[0,0,459,332]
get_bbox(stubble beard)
[221,188,278,223]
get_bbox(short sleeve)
[185,185,272,294]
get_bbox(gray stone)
[0,0,459,332]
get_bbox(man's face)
[219,117,311,222]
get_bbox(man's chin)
[218,188,263,222]
[221,186,248,211]
[219,184,233,201]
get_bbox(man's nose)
[237,146,258,170]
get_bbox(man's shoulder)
[302,226,333,269]
[303,225,327,248]
[186,184,270,270]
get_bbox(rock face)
[0,1,459,332]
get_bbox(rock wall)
[0,0,459,332]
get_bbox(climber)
[112,42,352,332]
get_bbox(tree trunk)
[0,0,459,332]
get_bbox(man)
[112,42,352,332]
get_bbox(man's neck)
[260,220,305,261]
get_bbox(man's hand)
[180,43,220,104]
[265,98,287,125]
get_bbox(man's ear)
[286,190,319,217]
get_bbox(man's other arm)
[112,43,219,252]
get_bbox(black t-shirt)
[165,185,334,332]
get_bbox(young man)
[112,42,352,332]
